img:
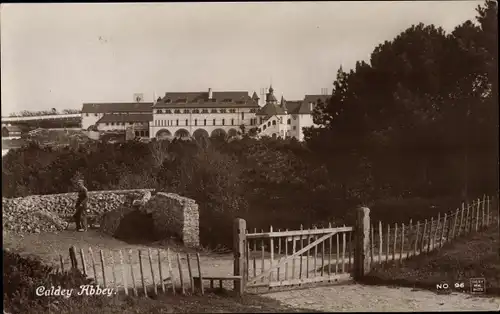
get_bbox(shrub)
[3,249,94,314]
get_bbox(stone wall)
[3,189,200,248]
[2,189,154,233]
[145,192,200,248]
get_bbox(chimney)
[208,88,213,100]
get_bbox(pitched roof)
[256,103,288,116]
[96,113,153,124]
[82,102,153,113]
[256,95,329,116]
[153,91,259,109]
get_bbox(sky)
[1,1,482,115]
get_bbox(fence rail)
[368,195,498,267]
[57,247,231,297]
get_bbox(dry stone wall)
[2,189,154,234]
[145,192,200,248]
[3,189,200,248]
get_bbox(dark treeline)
[2,1,497,248]
[305,0,497,203]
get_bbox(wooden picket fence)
[56,247,233,297]
[368,195,498,267]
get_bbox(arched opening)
[210,128,227,138]
[114,210,161,244]
[156,129,172,140]
[193,129,209,140]
[227,128,238,138]
[174,128,190,138]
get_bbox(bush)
[3,249,94,314]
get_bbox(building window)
[222,119,225,126]
[287,119,291,125]
[241,112,245,120]
[231,118,234,125]
[166,99,171,103]
[267,121,271,127]
[272,120,276,125]
[229,109,236,113]
[211,109,217,113]
[192,109,200,114]
[135,131,139,137]
[174,109,181,114]
[250,109,256,113]
[176,119,179,126]
[111,122,115,126]
[213,119,216,125]
[220,109,227,113]
[145,131,149,137]
[156,109,163,114]
[202,109,209,113]
[194,119,197,126]
[263,125,267,130]
[165,110,172,114]
[204,119,207,126]
[105,123,109,126]
[293,126,296,130]
[184,109,190,114]
[185,119,188,126]
[85,113,89,117]
[94,113,98,117]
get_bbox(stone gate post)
[354,206,371,280]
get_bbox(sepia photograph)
[1,1,499,313]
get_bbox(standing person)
[74,179,89,232]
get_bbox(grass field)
[360,225,500,296]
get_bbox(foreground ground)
[4,226,500,312]
[362,224,500,296]
[265,283,500,312]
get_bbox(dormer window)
[192,109,200,114]
[165,110,172,114]
[165,99,172,103]
[183,109,190,114]
[174,109,181,114]
[156,109,163,114]
[220,109,227,113]
[229,109,236,113]
[202,109,209,113]
[211,109,217,113]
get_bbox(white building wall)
[150,109,257,138]
[81,113,103,130]
[297,114,315,141]
[97,122,149,132]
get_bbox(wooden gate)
[240,224,355,290]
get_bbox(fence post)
[354,206,370,280]
[233,218,246,296]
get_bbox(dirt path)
[265,283,500,312]
[5,230,500,312]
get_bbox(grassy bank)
[49,292,321,314]
[360,225,500,296]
